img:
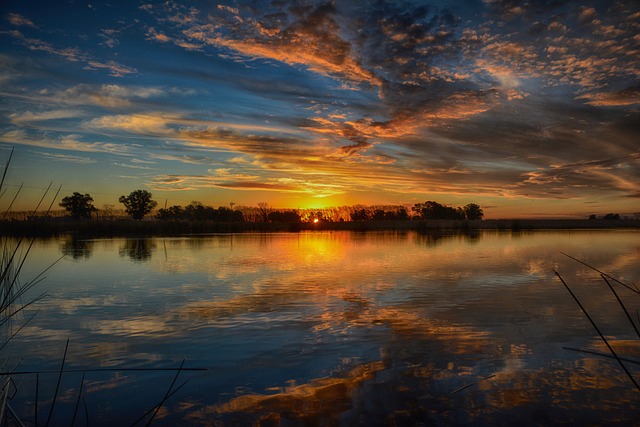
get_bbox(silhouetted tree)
[59,192,97,219]
[350,209,370,221]
[101,204,115,220]
[413,201,481,220]
[372,209,386,221]
[257,202,270,223]
[156,203,244,222]
[413,201,463,220]
[156,205,184,220]
[267,211,301,223]
[384,208,409,220]
[184,201,215,221]
[119,190,157,220]
[215,206,244,222]
[603,213,620,220]
[398,208,409,220]
[463,203,484,220]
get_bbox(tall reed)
[0,148,60,424]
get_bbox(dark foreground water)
[6,230,640,425]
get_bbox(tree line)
[58,190,484,222]
[411,201,484,220]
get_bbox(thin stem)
[560,252,639,295]
[45,338,70,427]
[555,271,640,392]
[71,372,85,427]
[602,274,640,339]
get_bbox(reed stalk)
[555,255,640,392]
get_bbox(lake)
[5,229,640,425]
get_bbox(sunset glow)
[1,1,638,217]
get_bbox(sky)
[0,0,638,218]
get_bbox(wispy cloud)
[6,13,36,28]
[0,129,132,155]
[10,109,85,124]
[5,25,136,77]
[31,151,96,164]
[86,114,177,136]
[114,162,154,170]
[149,172,346,198]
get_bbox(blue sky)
[1,0,638,217]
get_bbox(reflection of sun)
[313,218,319,224]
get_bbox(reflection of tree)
[464,230,481,244]
[60,237,94,260]
[119,238,155,262]
[416,230,483,247]
[415,231,451,247]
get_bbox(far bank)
[1,218,639,237]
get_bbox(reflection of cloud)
[89,316,175,338]
[212,361,386,420]
[13,233,639,423]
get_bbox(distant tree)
[155,204,244,222]
[588,214,597,220]
[603,213,620,220]
[184,201,215,221]
[119,190,157,220]
[101,204,115,220]
[156,205,184,221]
[372,209,386,221]
[463,203,484,220]
[414,201,462,220]
[59,192,97,219]
[383,210,397,221]
[257,202,270,223]
[395,208,409,221]
[267,210,301,223]
[215,206,244,222]
[350,209,370,221]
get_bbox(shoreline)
[1,218,639,237]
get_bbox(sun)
[313,218,319,224]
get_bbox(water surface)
[8,230,640,425]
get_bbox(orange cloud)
[579,87,640,106]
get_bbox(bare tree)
[257,202,270,223]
